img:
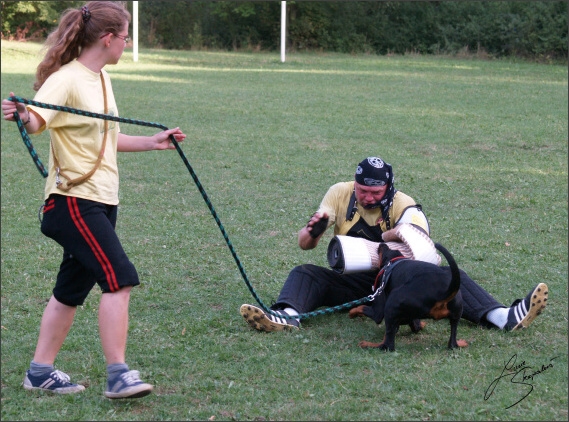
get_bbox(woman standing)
[1,1,186,399]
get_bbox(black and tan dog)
[349,242,468,351]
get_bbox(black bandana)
[354,157,397,228]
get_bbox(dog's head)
[377,242,404,268]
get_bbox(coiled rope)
[8,96,374,320]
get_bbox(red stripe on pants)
[67,196,119,292]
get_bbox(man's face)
[354,181,387,207]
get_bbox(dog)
[349,242,468,351]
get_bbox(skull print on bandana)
[354,156,397,229]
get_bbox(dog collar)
[373,256,408,292]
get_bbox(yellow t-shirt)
[317,181,429,236]
[29,59,120,205]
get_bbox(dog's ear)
[377,242,390,255]
[377,243,393,266]
[377,243,385,266]
[378,243,403,266]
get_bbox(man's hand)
[298,212,329,250]
[307,212,329,239]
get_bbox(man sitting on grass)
[240,156,548,333]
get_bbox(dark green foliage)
[0,1,82,40]
[0,1,567,57]
[436,1,569,58]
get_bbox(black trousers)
[41,194,139,306]
[274,264,504,327]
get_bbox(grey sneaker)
[104,369,153,399]
[240,304,300,332]
[23,369,85,394]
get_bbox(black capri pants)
[40,194,139,307]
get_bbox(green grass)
[1,41,567,421]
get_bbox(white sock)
[486,307,508,329]
[283,307,300,322]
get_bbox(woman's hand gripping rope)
[2,92,29,123]
[3,94,47,177]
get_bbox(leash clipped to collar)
[372,256,408,293]
[8,96,375,321]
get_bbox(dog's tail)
[434,243,461,297]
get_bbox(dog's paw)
[409,319,426,333]
[378,343,395,352]
[448,338,469,349]
[358,340,394,351]
[358,340,381,348]
[348,305,367,319]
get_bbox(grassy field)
[1,40,567,421]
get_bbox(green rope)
[12,109,48,177]
[8,96,373,320]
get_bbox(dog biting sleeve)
[382,223,441,265]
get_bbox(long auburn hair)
[34,1,131,91]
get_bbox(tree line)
[1,1,567,61]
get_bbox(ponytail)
[33,1,130,91]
